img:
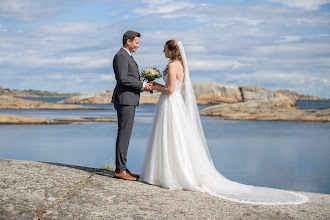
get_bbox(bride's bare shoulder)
[168,60,182,68]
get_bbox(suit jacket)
[111,48,143,106]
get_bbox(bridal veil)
[176,41,309,205]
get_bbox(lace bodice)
[163,74,183,93]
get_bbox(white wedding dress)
[140,42,309,205]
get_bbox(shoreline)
[1,158,329,219]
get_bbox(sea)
[0,97,329,194]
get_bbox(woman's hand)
[151,84,158,91]
[150,81,162,87]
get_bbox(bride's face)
[163,44,170,58]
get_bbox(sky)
[0,0,329,98]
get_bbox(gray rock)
[1,159,330,219]
[240,86,296,105]
[0,96,107,110]
[200,100,330,122]
[277,90,323,101]
[191,82,243,104]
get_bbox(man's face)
[127,37,140,53]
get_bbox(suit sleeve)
[113,54,143,91]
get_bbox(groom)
[111,30,152,181]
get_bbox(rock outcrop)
[59,90,113,104]
[192,82,243,104]
[0,115,53,124]
[59,83,300,105]
[200,100,330,122]
[0,86,79,97]
[0,115,118,124]
[277,90,323,101]
[0,96,107,110]
[59,90,161,105]
[240,86,296,105]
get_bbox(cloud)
[220,71,330,96]
[0,0,329,97]
[267,0,330,10]
[39,22,107,34]
[275,36,301,43]
[135,0,195,15]
[189,59,249,71]
[0,0,60,22]
[100,74,115,81]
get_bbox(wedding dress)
[140,42,309,205]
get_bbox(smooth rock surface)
[240,86,296,105]
[59,90,161,105]
[191,82,243,104]
[0,115,118,124]
[1,159,329,219]
[0,115,54,124]
[0,96,107,110]
[59,83,300,105]
[278,90,323,101]
[200,100,330,122]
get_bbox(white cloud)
[39,22,107,34]
[0,0,59,22]
[229,71,318,83]
[135,0,195,16]
[100,75,115,81]
[267,0,330,10]
[0,0,329,97]
[189,59,249,71]
[275,35,301,43]
[47,74,64,80]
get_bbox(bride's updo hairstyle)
[166,39,184,68]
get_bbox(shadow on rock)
[40,161,114,178]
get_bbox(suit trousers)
[114,104,136,173]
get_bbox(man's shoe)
[114,171,136,181]
[126,169,140,179]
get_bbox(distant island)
[0,85,80,97]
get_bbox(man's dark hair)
[122,30,141,46]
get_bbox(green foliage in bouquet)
[140,67,162,82]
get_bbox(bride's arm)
[151,81,164,87]
[151,63,176,95]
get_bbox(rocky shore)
[59,83,301,105]
[57,82,327,105]
[277,90,324,101]
[0,85,79,97]
[1,83,329,124]
[200,100,330,122]
[1,159,329,219]
[0,115,118,125]
[0,96,107,110]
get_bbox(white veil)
[177,41,212,162]
[176,41,309,205]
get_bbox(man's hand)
[143,82,153,91]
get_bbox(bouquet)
[140,67,162,93]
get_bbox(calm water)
[1,99,330,194]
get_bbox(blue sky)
[0,0,329,98]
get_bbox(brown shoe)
[126,169,140,179]
[114,171,136,181]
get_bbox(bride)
[140,39,309,205]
